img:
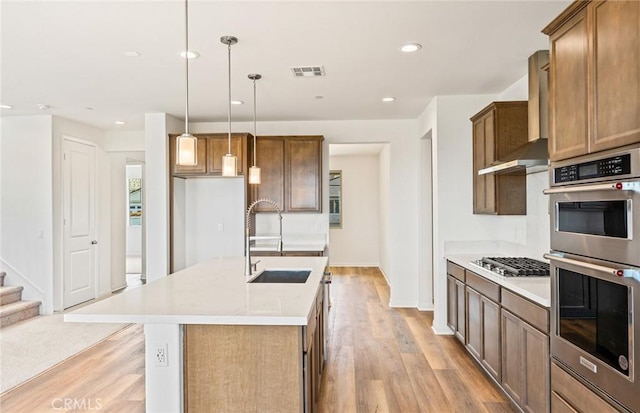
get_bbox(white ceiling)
[0,0,570,132]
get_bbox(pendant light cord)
[253,77,257,166]
[184,0,190,135]
[227,42,232,154]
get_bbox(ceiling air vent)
[290,66,325,78]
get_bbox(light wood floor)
[0,267,516,413]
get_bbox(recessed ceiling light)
[231,100,244,105]
[115,121,126,125]
[179,50,200,59]
[382,97,396,102]
[37,103,50,110]
[400,43,422,53]
[123,51,141,57]
[0,104,13,109]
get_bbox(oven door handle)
[543,181,640,194]
[544,253,640,282]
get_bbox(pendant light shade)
[177,133,197,165]
[248,73,262,185]
[221,35,238,177]
[176,0,197,166]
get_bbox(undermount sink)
[248,270,311,284]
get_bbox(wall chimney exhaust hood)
[479,50,549,175]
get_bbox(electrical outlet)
[153,343,168,367]
[315,223,321,231]
[217,223,224,232]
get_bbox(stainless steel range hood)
[479,50,549,175]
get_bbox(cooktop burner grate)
[475,257,550,277]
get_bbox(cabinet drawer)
[465,270,499,302]
[447,261,465,282]
[501,289,549,334]
[551,391,578,413]
[551,363,618,413]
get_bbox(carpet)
[0,314,128,394]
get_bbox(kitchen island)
[65,256,329,413]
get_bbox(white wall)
[378,144,391,283]
[145,113,183,282]
[329,154,380,266]
[0,116,53,311]
[418,132,433,310]
[184,178,245,266]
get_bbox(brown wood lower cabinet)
[446,261,551,413]
[184,285,325,413]
[251,250,325,257]
[446,262,466,343]
[465,286,501,381]
[501,309,550,413]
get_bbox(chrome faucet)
[245,198,283,276]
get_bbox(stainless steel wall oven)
[544,144,640,412]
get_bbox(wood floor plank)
[317,345,357,413]
[434,369,489,413]
[405,317,455,370]
[400,352,453,413]
[356,380,390,413]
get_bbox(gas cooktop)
[472,257,550,277]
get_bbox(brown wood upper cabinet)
[544,0,640,161]
[169,133,249,177]
[248,135,323,213]
[471,102,528,215]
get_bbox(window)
[129,178,142,226]
[329,170,342,228]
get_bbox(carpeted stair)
[0,271,41,328]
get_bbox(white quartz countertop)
[65,256,328,326]
[445,254,551,307]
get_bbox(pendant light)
[176,0,197,166]
[248,73,262,184]
[221,35,238,177]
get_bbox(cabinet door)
[548,7,589,161]
[285,138,322,212]
[472,115,496,214]
[465,287,482,360]
[482,297,501,381]
[501,310,524,406]
[447,276,466,342]
[172,136,208,175]
[502,309,551,413]
[589,0,640,153]
[447,275,458,333]
[522,322,549,413]
[207,135,246,175]
[251,137,284,212]
[455,280,465,342]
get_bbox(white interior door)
[63,138,96,308]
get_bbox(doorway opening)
[125,163,144,288]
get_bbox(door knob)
[91,240,98,245]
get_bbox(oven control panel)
[554,154,631,184]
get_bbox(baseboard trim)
[431,323,454,336]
